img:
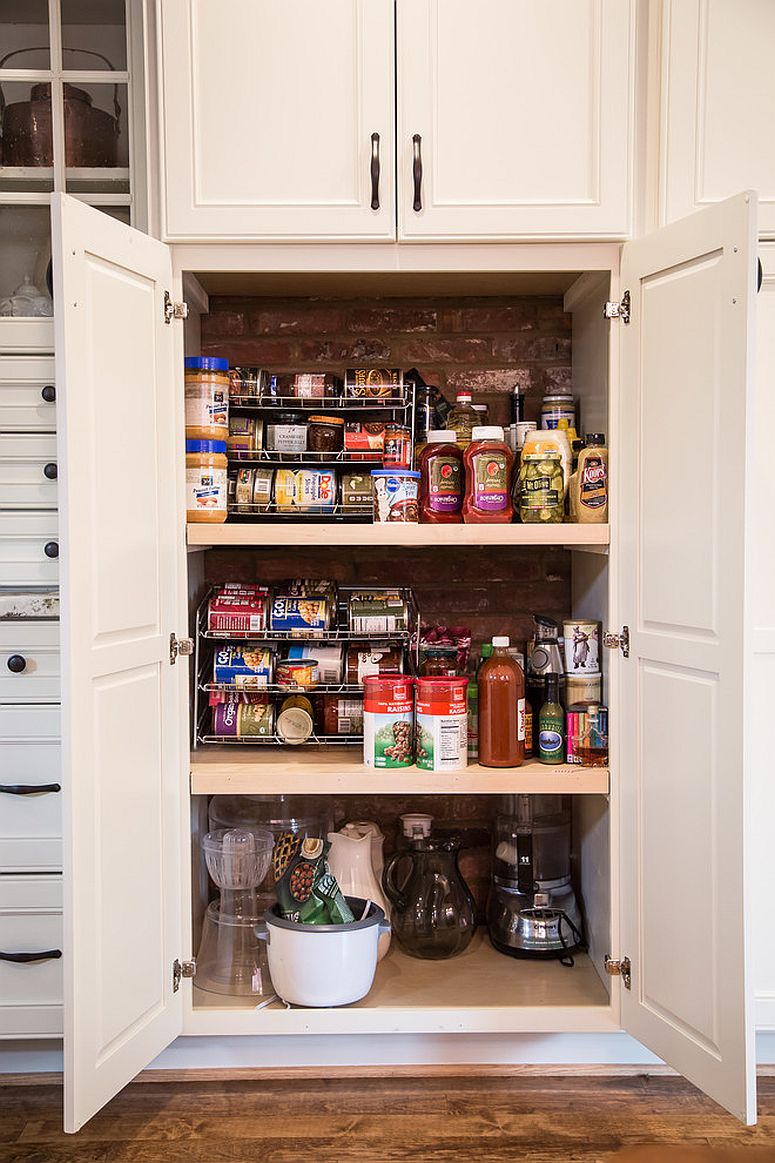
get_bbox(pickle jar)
[519,451,564,524]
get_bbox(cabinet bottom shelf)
[187,931,614,1035]
[190,747,609,795]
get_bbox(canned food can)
[565,673,602,705]
[213,645,273,687]
[562,619,601,675]
[415,676,468,772]
[287,643,343,684]
[322,695,364,736]
[208,586,269,634]
[345,645,404,683]
[275,658,320,689]
[566,702,608,766]
[234,467,255,512]
[363,674,415,768]
[270,595,332,633]
[274,468,336,512]
[348,590,408,634]
[212,698,274,737]
[344,368,403,399]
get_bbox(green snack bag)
[275,837,355,925]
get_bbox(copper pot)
[0,47,120,168]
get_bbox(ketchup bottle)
[478,636,525,767]
[462,426,514,523]
[419,430,464,523]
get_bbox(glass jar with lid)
[540,391,575,431]
[308,415,344,453]
[519,451,564,524]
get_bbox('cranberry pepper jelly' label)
[428,456,463,513]
[471,450,509,511]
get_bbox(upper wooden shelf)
[189,748,609,795]
[187,523,610,550]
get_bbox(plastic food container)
[519,451,564,524]
[308,415,344,452]
[186,439,228,523]
[415,676,469,772]
[256,897,389,1006]
[363,673,415,767]
[372,469,420,523]
[185,357,229,442]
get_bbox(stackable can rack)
[194,585,420,747]
[227,381,416,523]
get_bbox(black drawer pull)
[0,949,62,964]
[41,386,56,403]
[44,541,59,559]
[43,462,57,480]
[7,655,26,673]
[0,783,61,795]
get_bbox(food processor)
[194,827,275,997]
[486,795,583,964]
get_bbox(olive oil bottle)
[538,673,565,764]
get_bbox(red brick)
[201,338,298,366]
[294,337,392,363]
[444,302,539,333]
[390,337,492,364]
[201,310,245,339]
[492,335,572,362]
[247,304,350,335]
[345,305,437,334]
[540,366,574,391]
[445,368,536,395]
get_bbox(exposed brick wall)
[201,292,572,429]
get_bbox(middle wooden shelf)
[189,747,609,795]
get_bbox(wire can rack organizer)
[226,501,373,523]
[230,392,413,413]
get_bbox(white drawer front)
[0,434,58,510]
[0,513,58,586]
[0,357,56,433]
[0,706,61,873]
[0,877,63,1020]
[0,621,60,702]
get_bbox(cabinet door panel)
[397,0,633,240]
[159,0,395,241]
[618,193,757,1122]
[660,0,775,235]
[52,196,183,1133]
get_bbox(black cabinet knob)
[44,541,59,559]
[41,386,56,403]
[43,462,57,480]
[7,655,27,674]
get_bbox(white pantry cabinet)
[656,0,775,235]
[396,0,635,241]
[51,193,759,1132]
[157,0,396,242]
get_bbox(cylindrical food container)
[382,424,412,468]
[372,469,420,523]
[184,356,229,442]
[276,697,315,744]
[213,645,273,688]
[562,619,601,675]
[308,415,344,453]
[256,897,389,1006]
[321,695,364,736]
[363,674,415,767]
[212,699,275,737]
[345,645,404,683]
[515,421,538,449]
[266,412,307,453]
[287,644,343,684]
[566,702,609,766]
[186,439,228,523]
[540,392,576,431]
[565,673,602,705]
[275,658,319,689]
[400,813,433,839]
[415,676,469,772]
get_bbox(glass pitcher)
[382,836,475,960]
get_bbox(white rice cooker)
[256,896,389,1006]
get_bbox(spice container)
[185,357,229,442]
[462,426,514,524]
[519,451,564,524]
[363,674,415,767]
[266,412,307,453]
[419,431,464,523]
[383,424,412,468]
[308,415,344,452]
[186,439,228,523]
[415,676,468,773]
[372,469,420,522]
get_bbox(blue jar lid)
[186,439,227,454]
[371,469,421,479]
[184,356,229,372]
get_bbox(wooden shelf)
[187,522,610,550]
[190,747,609,795]
[188,931,614,1035]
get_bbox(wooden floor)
[2,1074,775,1161]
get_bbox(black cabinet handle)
[0,783,61,795]
[41,386,56,403]
[44,541,58,559]
[0,950,62,963]
[370,131,380,210]
[43,462,57,480]
[6,655,26,674]
[412,133,423,212]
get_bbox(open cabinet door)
[52,196,185,1132]
[618,192,757,1123]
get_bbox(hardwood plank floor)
[1,1075,775,1162]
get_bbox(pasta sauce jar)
[184,356,229,442]
[186,439,228,523]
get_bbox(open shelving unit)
[187,522,611,550]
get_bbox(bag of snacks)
[273,836,354,925]
[420,624,472,674]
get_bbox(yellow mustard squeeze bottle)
[569,433,608,523]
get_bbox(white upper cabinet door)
[52,196,185,1133]
[618,192,757,1123]
[659,0,775,235]
[397,0,635,241]
[158,0,396,241]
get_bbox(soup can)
[275,658,319,689]
[371,469,420,523]
[565,673,602,705]
[415,676,468,772]
[363,674,415,767]
[562,619,601,675]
